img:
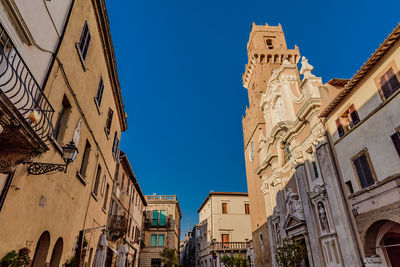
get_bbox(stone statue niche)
[317,201,330,233]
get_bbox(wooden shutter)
[391,132,400,158]
[158,234,165,247]
[354,154,374,189]
[96,78,104,105]
[222,203,228,214]
[150,235,157,247]
[336,118,344,137]
[348,104,360,125]
[93,165,101,195]
[79,141,91,177]
[152,210,159,225]
[245,204,250,214]
[380,68,400,99]
[105,109,113,135]
[159,210,166,226]
[112,131,119,160]
[79,21,91,60]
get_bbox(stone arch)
[49,238,63,267]
[32,231,51,267]
[364,219,400,258]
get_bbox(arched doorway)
[364,220,400,267]
[49,238,63,267]
[32,231,50,267]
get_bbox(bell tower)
[241,23,299,266]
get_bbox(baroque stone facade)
[242,23,361,266]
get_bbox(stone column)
[295,163,322,267]
[316,142,361,266]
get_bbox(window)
[158,234,165,247]
[345,181,354,194]
[126,181,130,194]
[121,173,125,190]
[79,141,91,178]
[266,39,273,49]
[391,131,400,158]
[103,184,109,210]
[100,174,106,195]
[308,150,320,180]
[95,78,104,106]
[259,232,264,245]
[78,21,91,62]
[112,131,120,160]
[282,142,291,164]
[353,151,375,189]
[152,210,159,225]
[245,203,250,214]
[105,109,113,136]
[54,96,71,143]
[135,226,140,241]
[222,234,229,248]
[336,104,360,137]
[222,203,228,214]
[380,68,400,99]
[150,234,157,247]
[93,164,101,196]
[151,258,161,267]
[128,218,132,237]
[159,210,166,226]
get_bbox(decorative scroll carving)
[300,56,315,79]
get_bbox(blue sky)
[104,0,400,237]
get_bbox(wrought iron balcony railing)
[109,215,128,234]
[0,24,54,144]
[213,242,248,251]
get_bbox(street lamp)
[26,140,78,175]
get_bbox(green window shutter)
[152,210,159,225]
[159,210,166,226]
[150,235,157,247]
[158,234,165,247]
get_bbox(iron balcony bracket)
[25,162,68,175]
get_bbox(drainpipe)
[324,130,365,266]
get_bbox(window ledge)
[75,43,87,71]
[91,192,98,201]
[76,172,87,186]
[94,98,101,115]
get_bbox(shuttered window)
[353,153,375,189]
[391,131,400,158]
[79,141,91,178]
[348,104,360,126]
[380,68,400,99]
[150,235,157,247]
[152,210,159,225]
[112,131,120,160]
[93,164,101,196]
[105,109,113,136]
[158,234,165,247]
[222,203,228,214]
[159,210,166,226]
[95,78,104,106]
[245,203,250,214]
[336,118,344,137]
[78,21,91,61]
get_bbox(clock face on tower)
[249,141,255,162]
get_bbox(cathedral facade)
[242,23,361,266]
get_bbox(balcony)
[213,242,248,252]
[143,212,171,230]
[108,215,128,241]
[0,23,55,172]
[145,195,177,201]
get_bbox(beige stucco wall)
[0,0,127,265]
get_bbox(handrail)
[213,242,248,250]
[0,24,54,144]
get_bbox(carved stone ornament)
[261,181,269,194]
[300,56,315,79]
[285,188,304,219]
[258,129,266,146]
[308,185,326,200]
[292,150,304,165]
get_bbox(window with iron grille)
[78,21,91,62]
[95,78,104,106]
